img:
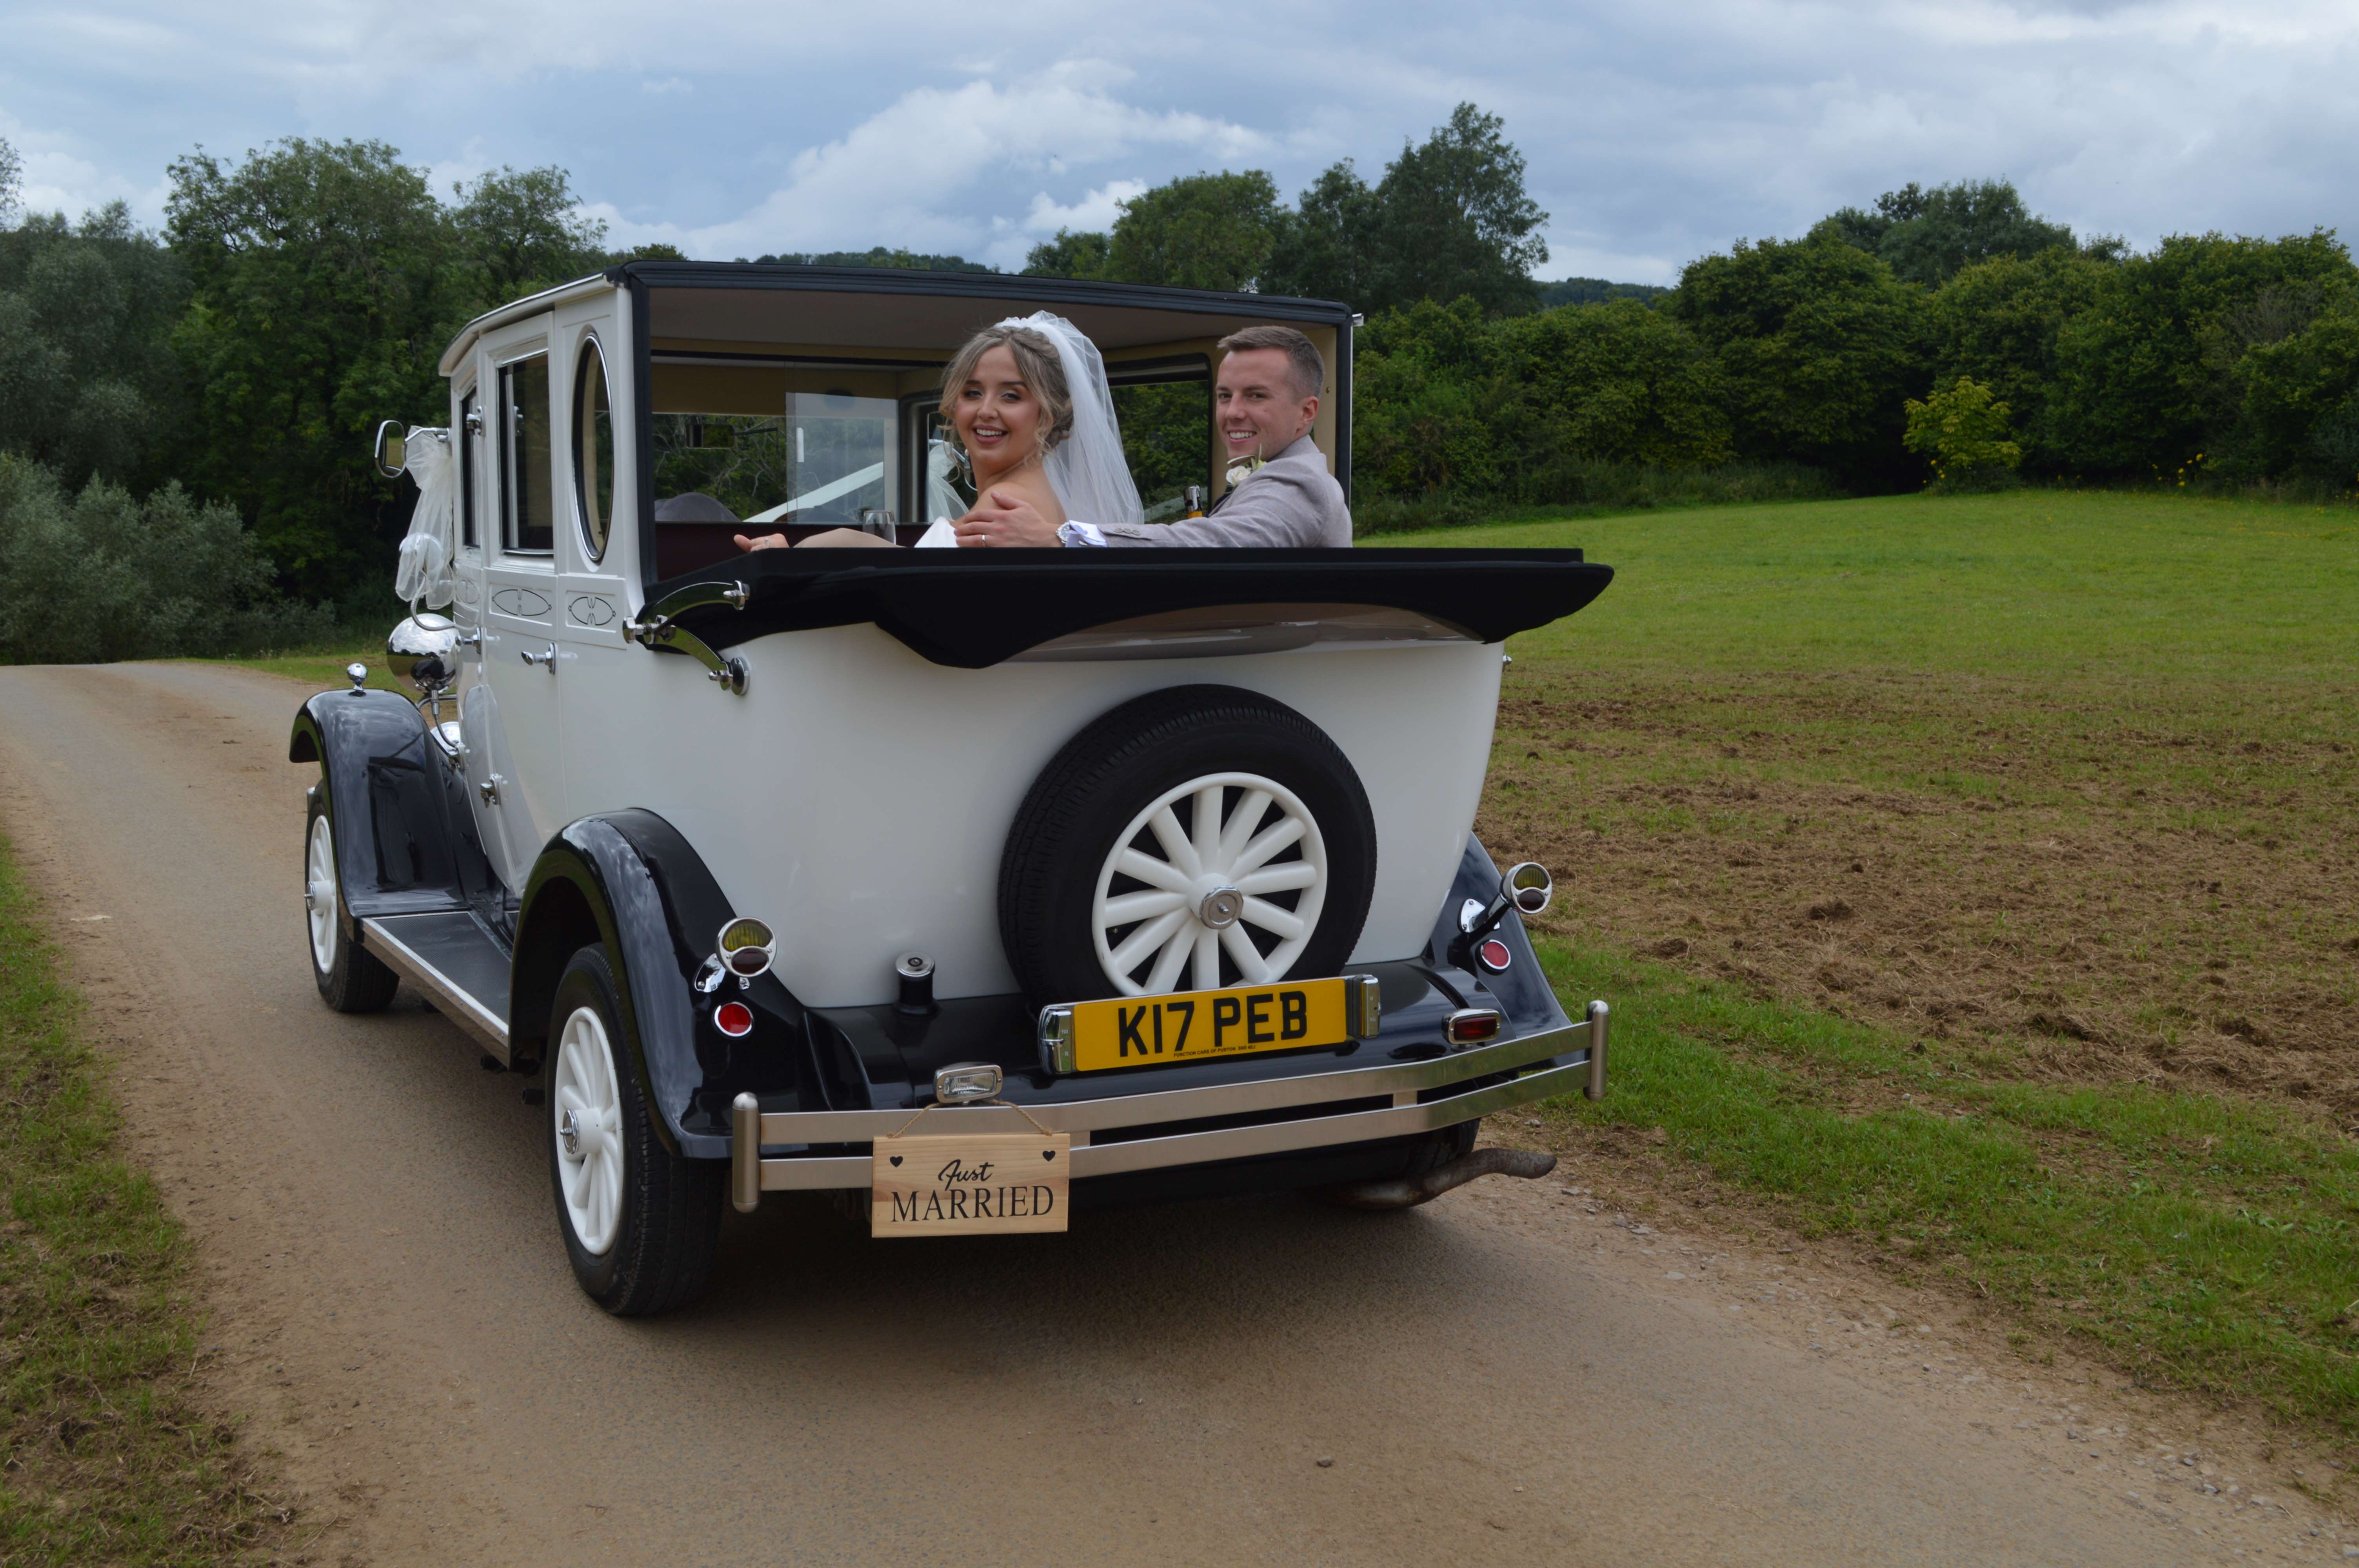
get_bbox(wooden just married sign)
[870,1101,1071,1238]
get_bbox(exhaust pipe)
[1323,1146,1558,1211]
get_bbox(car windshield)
[651,362,904,528]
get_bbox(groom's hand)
[954,488,1065,548]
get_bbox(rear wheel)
[546,946,722,1316]
[305,795,399,1013]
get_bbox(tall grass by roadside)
[0,834,292,1564]
[1536,938,2359,1436]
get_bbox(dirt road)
[0,661,2344,1566]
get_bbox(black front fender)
[289,688,492,929]
[516,811,806,1159]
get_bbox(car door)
[547,294,645,809]
[462,315,566,893]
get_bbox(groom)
[952,325,1353,548]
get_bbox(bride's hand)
[953,487,1064,548]
[733,532,789,552]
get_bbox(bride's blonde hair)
[940,323,1076,462]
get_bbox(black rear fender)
[516,812,805,1159]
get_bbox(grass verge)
[1534,938,2359,1435]
[0,833,291,1564]
[177,648,401,695]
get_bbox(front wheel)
[305,793,399,1013]
[546,946,722,1316]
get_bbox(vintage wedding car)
[293,261,1614,1314]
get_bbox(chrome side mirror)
[373,420,408,479]
[386,613,459,696]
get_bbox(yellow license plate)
[1067,977,1352,1073]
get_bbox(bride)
[735,313,1141,551]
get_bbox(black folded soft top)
[651,547,1614,670]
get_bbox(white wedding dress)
[916,312,1142,547]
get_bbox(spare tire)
[999,685,1377,1004]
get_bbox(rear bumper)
[730,1000,1608,1208]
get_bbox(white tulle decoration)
[995,312,1142,531]
[391,426,457,609]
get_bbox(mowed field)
[1379,491,2359,1439]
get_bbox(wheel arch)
[516,811,801,1158]
[287,687,494,928]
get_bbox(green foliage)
[0,205,189,490]
[1351,295,1745,511]
[2048,229,2353,474]
[1104,171,1281,292]
[1825,178,2079,285]
[450,165,608,301]
[1903,376,2023,488]
[1929,247,2114,469]
[755,246,993,272]
[1533,276,1668,309]
[1672,229,1932,486]
[1021,229,1111,280]
[0,455,333,662]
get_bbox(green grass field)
[0,836,291,1564]
[1379,490,2359,1437]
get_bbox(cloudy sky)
[4,0,2355,283]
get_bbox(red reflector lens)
[714,1001,755,1037]
[1445,1009,1502,1045]
[1477,937,1513,972]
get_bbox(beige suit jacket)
[1097,435,1352,548]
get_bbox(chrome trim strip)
[758,1020,1583,1145]
[357,917,510,1063]
[751,1057,1585,1192]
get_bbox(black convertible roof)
[656,548,1613,670]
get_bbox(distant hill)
[1534,276,1668,309]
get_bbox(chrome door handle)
[478,773,504,806]
[520,644,555,670]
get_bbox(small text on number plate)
[1069,976,1351,1073]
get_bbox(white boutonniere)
[1224,454,1265,486]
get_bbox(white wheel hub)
[553,1004,625,1256]
[305,814,338,974]
[1091,771,1328,996]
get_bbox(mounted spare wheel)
[1000,685,1377,1004]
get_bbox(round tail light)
[713,1000,755,1037]
[1477,937,1513,972]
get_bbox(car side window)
[572,339,614,562]
[500,354,553,554]
[458,385,479,550]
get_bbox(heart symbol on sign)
[888,1155,903,1167]
[1043,1150,1056,1161]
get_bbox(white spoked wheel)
[1092,771,1329,996]
[305,815,338,974]
[552,1005,625,1257]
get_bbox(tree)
[2048,229,2354,474]
[1102,171,1282,292]
[1670,229,1931,485]
[1262,160,1382,305]
[1022,229,1110,280]
[1499,298,1732,470]
[756,246,993,272]
[1370,104,1548,316]
[0,202,190,489]
[1930,246,2116,470]
[1903,377,2022,486]
[165,139,459,598]
[1825,179,2076,286]
[450,166,607,303]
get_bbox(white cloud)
[1021,180,1148,238]
[670,62,1263,260]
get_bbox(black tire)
[999,685,1377,1004]
[305,791,400,1013]
[544,946,722,1316]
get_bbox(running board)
[359,912,512,1063]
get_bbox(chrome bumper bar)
[730,999,1608,1209]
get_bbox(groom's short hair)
[1218,325,1324,401]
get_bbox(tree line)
[3,110,2357,660]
